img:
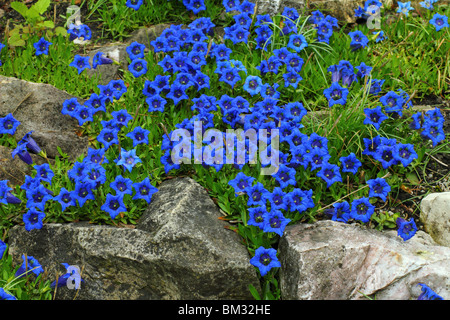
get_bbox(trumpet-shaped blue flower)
[250,247,281,277]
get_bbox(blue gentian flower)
[167,84,189,106]
[364,106,388,130]
[92,51,113,69]
[323,82,349,107]
[380,91,404,116]
[255,14,272,27]
[0,288,16,300]
[184,0,206,14]
[69,55,91,74]
[287,34,308,53]
[110,175,133,196]
[54,187,76,211]
[395,143,418,167]
[73,105,94,126]
[250,247,281,277]
[339,153,362,175]
[110,79,127,100]
[132,177,158,203]
[224,24,250,44]
[84,93,106,114]
[126,0,144,10]
[246,182,270,207]
[26,184,52,211]
[417,283,444,300]
[397,1,414,16]
[33,37,52,56]
[268,187,288,211]
[111,109,133,128]
[0,180,12,205]
[283,70,303,89]
[97,83,115,103]
[356,62,373,78]
[328,201,351,223]
[363,136,382,157]
[97,127,120,150]
[15,255,43,278]
[273,164,297,189]
[0,113,20,135]
[11,142,33,165]
[396,217,417,241]
[115,148,142,172]
[0,239,7,258]
[421,121,445,147]
[374,144,398,169]
[51,263,85,289]
[367,177,391,202]
[419,0,436,10]
[219,67,241,88]
[234,12,253,29]
[82,163,107,189]
[243,75,263,96]
[223,0,240,12]
[23,208,46,231]
[126,126,149,147]
[128,58,148,77]
[286,188,315,213]
[33,163,54,184]
[126,41,146,60]
[424,108,445,125]
[248,206,269,230]
[317,162,342,188]
[309,10,325,24]
[263,210,291,236]
[430,13,449,31]
[350,197,375,223]
[102,193,127,220]
[309,148,331,171]
[373,30,387,43]
[146,94,167,113]
[73,182,95,207]
[229,172,255,196]
[348,30,369,51]
[239,0,255,13]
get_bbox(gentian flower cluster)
[309,10,339,44]
[67,23,92,41]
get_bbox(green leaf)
[42,20,55,28]
[10,2,29,19]
[8,33,25,47]
[248,284,261,300]
[31,0,51,15]
[55,26,68,37]
[406,172,420,185]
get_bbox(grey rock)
[279,220,450,300]
[0,76,88,161]
[8,177,260,300]
[420,192,450,247]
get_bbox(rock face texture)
[0,76,88,162]
[278,220,449,300]
[420,192,450,247]
[8,177,260,300]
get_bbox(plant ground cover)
[0,0,449,300]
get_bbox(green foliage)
[0,249,53,300]
[8,0,67,47]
